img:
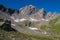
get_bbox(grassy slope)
[40,16,60,35]
[49,16,60,35]
[0,16,60,40]
[0,25,55,40]
[39,16,60,40]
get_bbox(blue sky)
[0,0,60,13]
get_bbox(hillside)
[0,4,60,40]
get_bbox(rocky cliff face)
[0,4,60,22]
[11,5,60,23]
[11,5,46,21]
[0,5,60,40]
[19,5,38,15]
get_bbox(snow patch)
[11,16,20,22]
[19,18,27,22]
[45,19,49,21]
[28,27,38,30]
[11,17,27,22]
[41,18,45,20]
[41,18,49,21]
[14,19,20,22]
[11,24,16,26]
[30,17,38,22]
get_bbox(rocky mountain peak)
[28,5,35,8]
[37,8,46,18]
[19,5,38,15]
[19,5,35,11]
[39,8,46,13]
[0,4,60,23]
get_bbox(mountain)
[30,8,46,20]
[19,5,38,15]
[0,11,11,20]
[11,5,60,23]
[0,4,60,40]
[11,5,39,19]
[11,5,47,22]
[0,4,60,26]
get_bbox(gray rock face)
[45,12,53,20]
[11,5,39,20]
[12,5,47,20]
[0,4,60,22]
[0,11,11,20]
[45,12,60,20]
[18,5,39,19]
[19,5,38,15]
[30,8,46,20]
[0,4,60,35]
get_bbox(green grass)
[0,29,54,40]
[0,25,60,40]
[49,16,60,26]
[0,17,60,40]
[49,16,60,35]
[0,25,56,40]
[49,18,57,26]
[51,23,60,35]
[40,25,47,31]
